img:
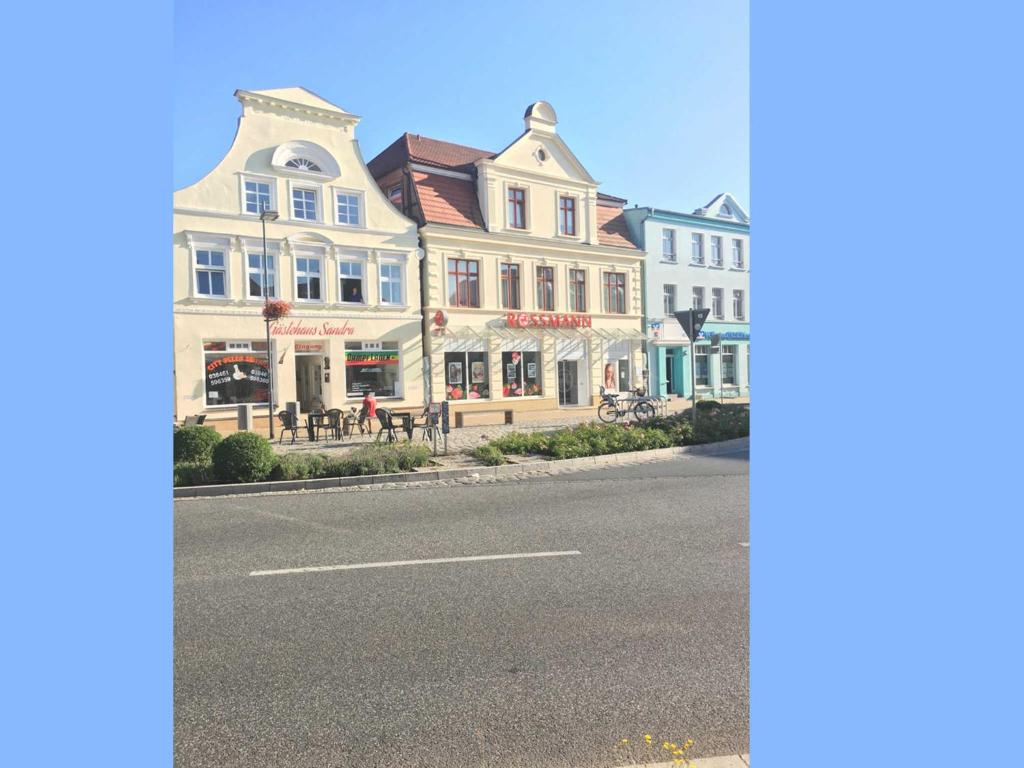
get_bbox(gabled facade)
[624,195,750,400]
[173,87,424,432]
[368,102,645,421]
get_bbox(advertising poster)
[471,361,486,384]
[448,361,463,385]
[204,353,270,405]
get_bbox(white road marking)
[739,542,750,547]
[249,550,582,577]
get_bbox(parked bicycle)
[597,386,657,423]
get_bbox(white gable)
[693,193,749,224]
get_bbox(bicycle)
[597,386,657,423]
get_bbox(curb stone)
[174,437,749,500]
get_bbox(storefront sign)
[271,320,356,337]
[295,342,323,353]
[506,312,592,329]
[697,329,750,341]
[345,350,399,366]
[204,353,270,406]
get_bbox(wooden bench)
[454,409,514,428]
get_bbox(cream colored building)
[368,102,645,424]
[173,88,424,433]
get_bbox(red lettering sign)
[505,312,591,330]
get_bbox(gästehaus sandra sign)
[271,320,356,337]
[506,312,592,329]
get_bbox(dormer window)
[285,158,322,172]
[719,203,733,218]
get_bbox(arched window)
[719,203,732,217]
[285,158,322,172]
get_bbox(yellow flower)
[644,734,652,743]
[619,739,629,745]
[671,743,678,749]
[674,760,683,766]
[673,749,684,755]
[663,742,671,750]
[685,739,694,747]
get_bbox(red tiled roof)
[412,171,484,229]
[367,133,494,178]
[596,202,638,249]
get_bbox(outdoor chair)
[413,408,440,442]
[317,408,343,441]
[277,410,299,444]
[375,409,399,443]
[354,406,372,437]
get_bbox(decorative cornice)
[236,89,360,126]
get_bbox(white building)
[624,194,750,400]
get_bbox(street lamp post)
[260,208,279,439]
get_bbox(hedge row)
[173,432,432,487]
[482,405,749,461]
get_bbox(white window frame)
[662,228,676,261]
[240,174,276,216]
[189,236,231,299]
[336,250,368,306]
[721,345,738,385]
[691,233,705,265]
[710,236,723,267]
[732,239,745,269]
[505,183,530,231]
[692,286,705,311]
[333,187,365,228]
[694,345,711,387]
[712,288,724,320]
[733,289,745,320]
[293,248,325,303]
[556,194,580,237]
[379,261,404,306]
[288,180,321,223]
[663,284,676,315]
[246,249,277,299]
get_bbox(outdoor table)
[306,411,327,442]
[390,411,415,440]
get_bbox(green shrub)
[173,461,216,487]
[695,399,722,412]
[173,425,222,463]
[212,431,277,483]
[692,404,749,444]
[491,431,549,455]
[269,453,328,481]
[340,445,402,476]
[471,444,507,466]
[647,413,696,445]
[395,442,432,471]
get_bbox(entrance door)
[665,350,675,394]
[557,360,578,406]
[295,356,323,412]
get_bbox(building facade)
[624,194,750,400]
[368,102,645,424]
[173,88,425,432]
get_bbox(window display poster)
[527,362,537,378]
[448,361,463,385]
[506,363,518,383]
[204,353,270,406]
[471,361,486,384]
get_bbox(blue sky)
[174,0,748,214]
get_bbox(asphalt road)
[174,451,749,768]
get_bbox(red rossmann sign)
[506,312,592,329]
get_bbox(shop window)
[295,257,322,301]
[569,268,587,312]
[345,341,400,398]
[195,249,226,297]
[500,263,520,309]
[203,340,270,406]
[721,345,737,385]
[338,261,364,303]
[536,266,554,311]
[501,351,541,397]
[444,351,489,400]
[602,272,626,314]
[247,253,276,298]
[695,346,710,387]
[447,258,479,307]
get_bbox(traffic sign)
[673,308,711,340]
